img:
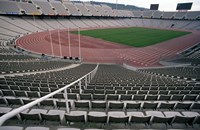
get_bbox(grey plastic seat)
[74,100,90,109]
[194,116,200,124]
[94,89,105,94]
[120,94,132,100]
[151,116,173,125]
[41,110,65,124]
[79,93,92,100]
[172,116,195,125]
[105,90,115,94]
[40,99,55,108]
[25,127,49,130]
[108,111,128,124]
[83,89,93,94]
[64,111,86,125]
[91,101,106,109]
[175,102,192,110]
[14,90,27,97]
[6,98,22,106]
[127,111,151,125]
[108,101,124,110]
[133,95,145,100]
[0,126,23,130]
[0,107,12,116]
[171,95,184,101]
[142,102,158,110]
[191,102,200,110]
[2,90,14,96]
[107,94,119,100]
[146,95,158,100]
[126,102,141,110]
[53,93,65,99]
[184,95,198,101]
[56,101,71,109]
[159,102,175,110]
[88,111,107,124]
[158,95,171,101]
[27,91,39,98]
[67,93,78,100]
[146,111,165,117]
[20,109,47,122]
[93,94,106,100]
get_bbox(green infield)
[72,27,191,47]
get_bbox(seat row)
[86,85,200,91]
[78,88,200,95]
[1,85,200,95]
[1,107,200,126]
[1,97,200,111]
[1,90,200,101]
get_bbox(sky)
[75,0,200,11]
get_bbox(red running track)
[16,28,200,67]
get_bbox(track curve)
[16,28,200,67]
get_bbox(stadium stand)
[84,3,101,16]
[63,1,82,16]
[49,0,69,16]
[162,12,175,19]
[142,11,153,18]
[18,1,41,15]
[0,0,20,15]
[186,11,200,20]
[152,11,163,19]
[0,0,200,130]
[32,0,56,15]
[174,12,187,19]
[74,3,92,16]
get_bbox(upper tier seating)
[174,12,187,19]
[143,11,153,18]
[32,0,55,15]
[133,11,142,18]
[94,5,107,16]
[18,2,41,15]
[153,11,163,18]
[101,4,115,17]
[63,1,81,16]
[74,3,92,16]
[186,11,200,19]
[162,12,175,19]
[84,3,101,16]
[0,0,20,14]
[50,1,69,16]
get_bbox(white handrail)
[0,64,99,126]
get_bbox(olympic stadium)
[0,0,200,130]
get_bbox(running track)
[16,28,200,67]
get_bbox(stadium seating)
[18,2,41,15]
[0,0,20,14]
[32,0,56,15]
[0,0,200,130]
[50,0,69,16]
[63,1,82,16]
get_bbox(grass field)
[73,27,191,47]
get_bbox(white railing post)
[88,75,90,83]
[79,80,82,94]
[85,76,87,88]
[64,89,70,113]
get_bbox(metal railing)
[0,64,99,126]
